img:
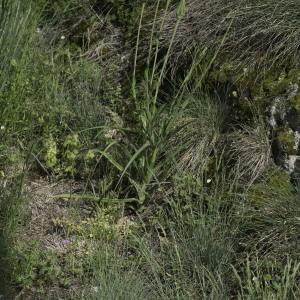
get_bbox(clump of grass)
[160,200,235,298]
[0,168,28,297]
[240,171,300,262]
[152,0,300,71]
[84,182,238,300]
[168,94,225,176]
[228,116,272,184]
[0,0,39,294]
[0,0,39,92]
[42,0,126,64]
[98,0,224,206]
[83,245,156,300]
[96,0,191,205]
[234,258,300,300]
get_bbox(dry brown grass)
[168,94,224,175]
[228,119,272,184]
[146,0,300,71]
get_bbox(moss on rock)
[276,128,297,155]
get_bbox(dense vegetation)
[0,0,299,299]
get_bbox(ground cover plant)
[0,0,300,299]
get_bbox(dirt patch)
[13,177,95,299]
[23,178,85,248]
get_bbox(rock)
[269,83,300,181]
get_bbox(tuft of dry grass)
[168,94,224,176]
[228,119,271,184]
[148,0,300,71]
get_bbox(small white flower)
[0,125,5,130]
[60,35,66,40]
[36,28,41,34]
[206,178,212,184]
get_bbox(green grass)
[234,258,300,300]
[1,0,300,299]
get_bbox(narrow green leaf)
[117,141,150,187]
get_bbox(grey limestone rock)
[269,83,300,181]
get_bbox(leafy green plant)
[98,0,219,206]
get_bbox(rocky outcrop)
[269,83,300,182]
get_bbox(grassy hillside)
[1,0,300,299]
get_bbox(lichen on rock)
[268,81,300,181]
